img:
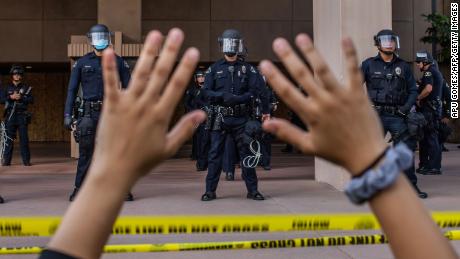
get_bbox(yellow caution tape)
[1,230,460,254]
[1,211,460,237]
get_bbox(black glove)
[64,116,73,130]
[397,105,410,117]
[223,93,238,106]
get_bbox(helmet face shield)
[221,38,244,55]
[376,35,400,50]
[88,32,111,51]
[415,52,428,62]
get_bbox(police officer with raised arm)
[64,24,131,201]
[201,29,264,201]
[415,51,443,175]
[361,29,427,198]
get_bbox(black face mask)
[419,63,430,72]
[378,47,394,56]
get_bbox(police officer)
[64,24,131,201]
[439,79,452,152]
[202,29,264,201]
[2,65,33,166]
[185,73,199,161]
[361,29,427,198]
[185,69,210,171]
[0,79,4,203]
[258,75,277,170]
[415,51,443,175]
[281,86,307,153]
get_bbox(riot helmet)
[415,50,434,64]
[374,29,400,55]
[194,68,206,87]
[87,24,112,51]
[10,64,24,76]
[218,29,244,57]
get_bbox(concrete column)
[98,0,142,43]
[313,0,392,190]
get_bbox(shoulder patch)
[206,67,212,74]
[250,66,257,74]
[72,61,78,69]
[123,60,130,69]
[424,71,432,77]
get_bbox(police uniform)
[417,65,443,173]
[258,76,277,170]
[185,86,199,160]
[222,134,238,180]
[361,54,420,188]
[439,80,452,151]
[202,58,263,200]
[64,51,130,192]
[2,82,33,166]
[185,82,210,171]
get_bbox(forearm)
[204,89,223,104]
[418,87,432,100]
[369,175,456,259]
[22,95,33,104]
[47,164,136,258]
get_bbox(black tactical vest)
[366,60,408,106]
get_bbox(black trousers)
[74,111,100,188]
[379,113,417,185]
[195,124,210,170]
[206,117,258,193]
[3,113,30,164]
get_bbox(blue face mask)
[93,39,109,51]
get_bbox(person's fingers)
[272,38,321,98]
[157,48,200,121]
[129,31,163,98]
[260,60,314,121]
[102,48,120,105]
[164,110,206,157]
[142,28,184,103]
[263,118,314,154]
[295,34,341,92]
[342,37,364,91]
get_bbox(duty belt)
[83,101,103,112]
[373,105,399,115]
[216,104,248,117]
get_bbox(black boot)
[125,192,134,201]
[247,191,265,200]
[0,195,4,204]
[416,166,426,174]
[413,185,428,199]
[201,192,216,201]
[419,168,442,175]
[69,188,79,202]
[225,172,234,181]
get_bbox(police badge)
[242,65,246,74]
[395,67,402,76]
